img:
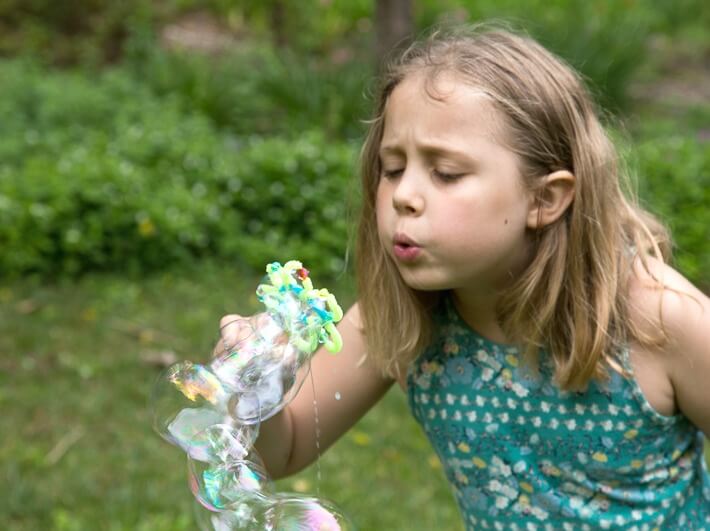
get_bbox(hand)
[213,314,253,358]
[214,312,296,424]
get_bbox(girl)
[219,26,710,529]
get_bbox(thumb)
[218,314,253,353]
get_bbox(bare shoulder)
[627,256,710,435]
[627,256,709,344]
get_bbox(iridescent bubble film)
[151,261,353,530]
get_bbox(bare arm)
[661,275,710,437]
[220,304,394,479]
[629,259,710,437]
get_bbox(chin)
[397,269,451,292]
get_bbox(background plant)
[0,61,357,278]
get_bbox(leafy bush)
[0,0,154,66]
[216,134,357,273]
[127,44,374,141]
[633,133,709,288]
[0,0,375,64]
[417,0,658,112]
[124,0,696,145]
[4,0,707,143]
[0,61,357,278]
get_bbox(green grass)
[0,264,459,531]
[1,265,708,530]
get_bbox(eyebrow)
[379,143,477,165]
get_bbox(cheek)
[375,178,390,201]
[433,197,527,248]
[472,185,530,226]
[375,184,390,222]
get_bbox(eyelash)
[382,169,404,179]
[432,169,463,182]
[381,168,463,182]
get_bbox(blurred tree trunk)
[375,0,414,66]
[270,0,288,48]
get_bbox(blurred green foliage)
[0,0,151,65]
[0,0,707,288]
[2,0,707,112]
[0,60,355,277]
[128,45,373,140]
[634,134,710,287]
[417,0,650,112]
[0,0,374,65]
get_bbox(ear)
[526,170,576,229]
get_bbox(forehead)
[381,71,509,146]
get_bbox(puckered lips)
[393,232,422,261]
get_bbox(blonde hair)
[355,25,670,390]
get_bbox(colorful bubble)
[151,261,352,530]
[267,495,355,531]
[189,451,272,511]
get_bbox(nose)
[391,170,425,215]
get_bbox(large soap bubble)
[192,494,355,531]
[151,261,353,530]
[189,453,273,511]
[265,494,355,530]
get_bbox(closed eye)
[382,168,404,179]
[432,169,465,182]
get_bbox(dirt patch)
[159,11,241,55]
[630,35,710,109]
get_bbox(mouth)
[393,233,421,261]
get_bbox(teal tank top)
[406,296,710,530]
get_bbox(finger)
[212,339,226,358]
[219,314,253,352]
[220,314,244,330]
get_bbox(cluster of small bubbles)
[151,261,354,530]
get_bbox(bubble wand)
[151,260,353,530]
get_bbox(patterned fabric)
[406,296,710,530]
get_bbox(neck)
[451,288,510,344]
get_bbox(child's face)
[376,73,535,296]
